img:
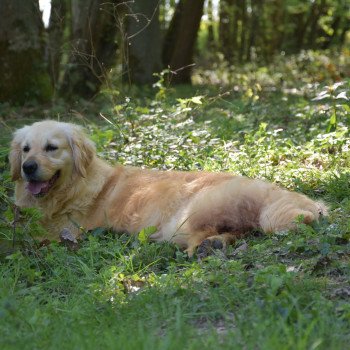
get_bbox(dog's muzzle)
[23,160,38,177]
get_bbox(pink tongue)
[26,181,50,195]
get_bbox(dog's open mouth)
[26,171,60,197]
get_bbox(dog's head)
[10,120,95,198]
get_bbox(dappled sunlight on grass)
[0,51,349,349]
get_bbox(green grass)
[0,52,349,349]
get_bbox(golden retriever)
[10,120,327,256]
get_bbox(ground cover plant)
[0,51,349,349]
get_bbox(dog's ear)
[9,127,29,181]
[9,140,22,181]
[69,125,96,178]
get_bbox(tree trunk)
[207,0,215,48]
[219,0,234,63]
[338,19,350,47]
[122,0,162,85]
[47,0,67,91]
[0,0,52,103]
[294,6,310,51]
[230,2,239,63]
[162,0,205,84]
[60,0,120,99]
[246,0,258,61]
[238,0,247,63]
[270,0,285,55]
[322,15,341,49]
[160,0,176,32]
[256,0,268,62]
[306,0,326,49]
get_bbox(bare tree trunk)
[160,0,176,32]
[0,0,52,103]
[272,0,285,54]
[306,0,326,49]
[230,2,239,63]
[238,0,247,64]
[122,0,162,85]
[295,2,316,50]
[338,20,350,47]
[60,0,120,99]
[47,0,67,91]
[322,15,341,49]
[256,0,268,62]
[219,0,234,63]
[293,9,309,51]
[246,0,258,61]
[162,0,205,84]
[207,0,215,48]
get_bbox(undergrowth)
[0,51,349,349]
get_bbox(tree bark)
[338,19,350,47]
[322,15,341,49]
[0,0,52,103]
[219,0,234,63]
[306,0,326,49]
[162,0,205,84]
[207,0,215,48]
[238,0,247,63]
[270,0,285,56]
[254,0,267,62]
[122,0,162,85]
[294,6,309,51]
[246,0,258,61]
[60,0,120,99]
[47,0,67,90]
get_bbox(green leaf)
[91,227,107,237]
[138,226,157,245]
[326,112,337,132]
[190,96,204,105]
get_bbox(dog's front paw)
[59,228,79,251]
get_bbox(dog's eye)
[23,145,30,152]
[45,144,58,152]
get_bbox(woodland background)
[0,0,349,103]
[0,1,350,349]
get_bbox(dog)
[10,120,327,257]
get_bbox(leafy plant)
[312,81,350,132]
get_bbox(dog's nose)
[22,160,38,175]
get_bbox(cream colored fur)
[10,120,327,255]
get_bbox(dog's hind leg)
[196,233,236,259]
[185,231,236,258]
[184,229,215,257]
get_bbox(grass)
[0,51,349,349]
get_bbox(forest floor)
[0,51,349,349]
